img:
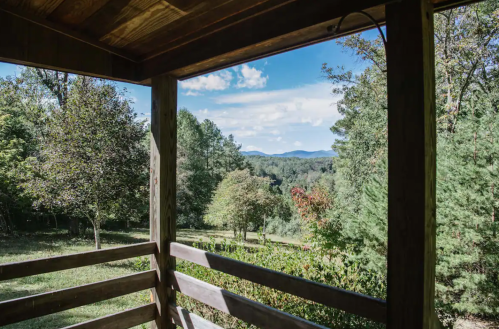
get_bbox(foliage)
[177,109,249,228]
[23,77,148,249]
[204,169,278,239]
[318,1,499,321]
[177,236,386,329]
[246,155,334,193]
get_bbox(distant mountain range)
[242,150,337,158]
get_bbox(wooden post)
[386,0,437,328]
[150,74,177,329]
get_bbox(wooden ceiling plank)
[47,0,112,28]
[172,8,385,80]
[2,0,65,17]
[77,0,158,39]
[0,3,137,62]
[100,1,185,48]
[165,0,204,12]
[0,9,139,84]
[139,0,393,80]
[128,0,294,59]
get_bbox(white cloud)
[180,71,232,91]
[246,145,263,151]
[312,119,323,126]
[294,141,302,147]
[233,130,257,137]
[197,82,341,151]
[236,64,268,89]
[183,90,203,96]
[199,109,209,114]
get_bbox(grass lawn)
[0,228,299,329]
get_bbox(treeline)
[304,1,499,323]
[246,156,334,193]
[0,69,250,247]
[177,109,250,228]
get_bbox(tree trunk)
[93,220,101,250]
[94,207,102,250]
[263,216,266,245]
[69,218,79,236]
[243,227,247,241]
[53,214,58,229]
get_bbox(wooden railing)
[170,242,387,329]
[0,241,387,329]
[0,242,157,328]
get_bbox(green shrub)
[176,237,386,329]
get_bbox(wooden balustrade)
[0,240,388,329]
[0,270,156,326]
[170,270,328,329]
[0,241,156,281]
[170,242,387,323]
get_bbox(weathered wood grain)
[0,241,156,281]
[47,0,111,28]
[139,0,393,80]
[62,303,157,329]
[2,0,65,17]
[77,0,158,39]
[0,270,156,326]
[386,0,437,328]
[128,0,289,58]
[171,271,328,329]
[170,304,224,329]
[0,7,139,83]
[150,74,177,328]
[171,242,386,323]
[101,1,185,48]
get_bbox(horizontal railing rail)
[0,270,156,326]
[62,303,157,329]
[0,241,156,281]
[170,270,329,329]
[170,304,223,329]
[171,242,387,323]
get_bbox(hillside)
[242,150,337,158]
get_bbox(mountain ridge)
[242,150,337,158]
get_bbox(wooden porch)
[0,0,478,328]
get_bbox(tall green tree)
[24,76,148,249]
[319,1,499,321]
[205,169,277,239]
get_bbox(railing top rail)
[0,241,156,281]
[171,242,387,323]
[0,270,156,326]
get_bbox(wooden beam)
[0,242,156,281]
[170,304,224,329]
[0,270,156,326]
[132,0,293,59]
[170,271,328,329]
[62,303,157,329]
[385,0,437,328]
[150,74,177,328]
[0,8,139,84]
[171,242,386,323]
[139,0,392,80]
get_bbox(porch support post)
[150,74,177,329]
[386,0,437,328]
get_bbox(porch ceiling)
[0,0,477,85]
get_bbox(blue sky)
[0,30,376,154]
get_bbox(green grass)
[0,228,300,329]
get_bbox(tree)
[205,169,277,239]
[319,1,499,321]
[24,76,148,249]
